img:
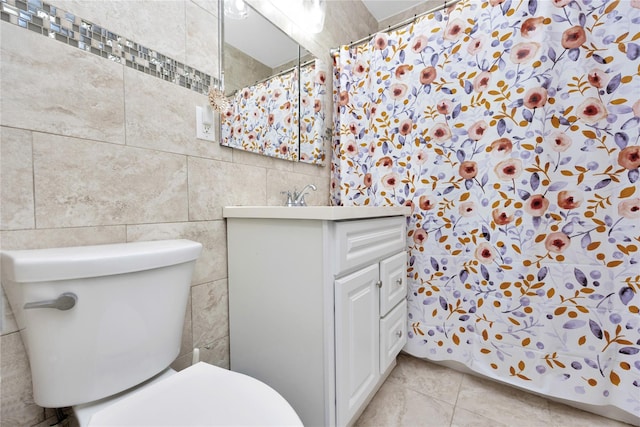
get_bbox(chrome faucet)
[288,184,316,206]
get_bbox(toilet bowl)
[0,240,302,426]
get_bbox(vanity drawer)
[334,216,406,276]
[379,300,407,374]
[379,251,407,316]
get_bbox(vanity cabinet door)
[379,251,407,316]
[335,264,380,427]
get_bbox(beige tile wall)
[0,0,378,425]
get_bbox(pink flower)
[548,131,572,152]
[376,156,394,169]
[399,118,413,136]
[490,138,513,158]
[494,158,523,181]
[525,194,550,216]
[411,35,429,53]
[509,42,540,64]
[413,228,428,245]
[632,0,640,8]
[467,36,485,55]
[395,64,413,79]
[523,87,548,109]
[561,26,586,49]
[339,90,349,106]
[444,18,465,41]
[437,99,453,115]
[418,195,437,210]
[420,66,437,85]
[415,149,429,165]
[475,242,496,264]
[278,144,289,156]
[364,173,373,188]
[618,146,640,170]
[382,173,400,189]
[577,97,607,124]
[492,208,514,225]
[545,232,571,253]
[373,33,388,50]
[390,83,408,100]
[349,123,358,135]
[618,198,640,219]
[353,60,367,78]
[344,140,359,157]
[633,99,640,117]
[315,71,326,85]
[521,16,545,38]
[468,120,488,141]
[474,71,491,92]
[459,201,476,217]
[404,200,415,214]
[587,68,608,88]
[313,99,322,113]
[557,190,583,209]
[459,161,478,179]
[429,123,452,142]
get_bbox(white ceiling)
[225,1,426,69]
[361,0,427,21]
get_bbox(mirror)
[220,0,327,165]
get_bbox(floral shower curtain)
[332,0,639,419]
[300,60,329,164]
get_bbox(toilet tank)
[0,239,202,408]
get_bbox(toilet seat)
[82,362,303,426]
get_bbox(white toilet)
[1,239,303,426]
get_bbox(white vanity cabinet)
[224,207,409,427]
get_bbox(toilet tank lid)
[1,239,203,283]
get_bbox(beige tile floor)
[356,353,637,427]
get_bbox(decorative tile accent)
[0,0,220,95]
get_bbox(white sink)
[222,206,411,220]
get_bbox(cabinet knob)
[376,280,382,288]
[396,330,403,338]
[396,278,403,286]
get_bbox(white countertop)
[223,206,411,220]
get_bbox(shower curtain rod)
[331,0,461,53]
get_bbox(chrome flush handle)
[24,292,77,311]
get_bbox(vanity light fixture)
[224,0,248,20]
[304,0,326,34]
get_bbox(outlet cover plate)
[196,106,215,141]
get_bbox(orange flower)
[437,99,453,115]
[475,242,496,264]
[429,123,452,142]
[494,158,523,181]
[577,97,607,124]
[364,173,373,188]
[395,64,413,79]
[399,118,413,136]
[444,18,465,41]
[523,87,548,109]
[419,195,437,210]
[376,156,394,168]
[382,173,400,189]
[548,131,572,152]
[618,198,640,219]
[390,83,408,100]
[474,71,491,92]
[525,194,550,216]
[492,208,514,225]
[373,33,388,50]
[413,228,428,245]
[459,201,476,217]
[489,138,513,158]
[587,68,608,88]
[521,16,544,38]
[545,232,571,253]
[618,146,640,170]
[468,120,488,141]
[509,42,540,64]
[459,161,478,179]
[561,26,586,49]
[411,35,429,53]
[339,90,349,106]
[557,190,583,209]
[420,66,437,85]
[467,37,485,55]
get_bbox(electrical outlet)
[196,106,215,141]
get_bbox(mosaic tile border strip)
[1,0,220,95]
